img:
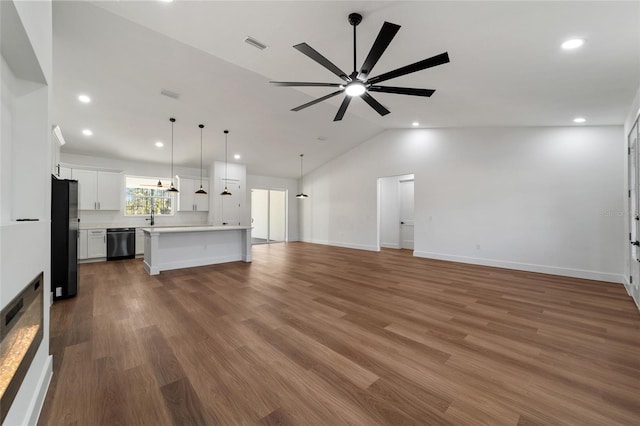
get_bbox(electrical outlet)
[55,287,62,297]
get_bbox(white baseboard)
[28,354,53,426]
[302,239,380,252]
[380,242,400,249]
[413,251,625,284]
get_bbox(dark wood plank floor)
[38,243,640,425]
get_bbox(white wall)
[247,174,300,242]
[301,126,625,283]
[0,1,53,424]
[60,152,209,227]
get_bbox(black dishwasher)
[106,228,136,260]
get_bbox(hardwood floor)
[38,243,640,425]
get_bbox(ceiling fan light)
[345,82,366,97]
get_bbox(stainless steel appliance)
[106,228,135,260]
[51,176,79,300]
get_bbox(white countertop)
[141,225,251,234]
[78,223,205,230]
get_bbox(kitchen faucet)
[146,204,155,226]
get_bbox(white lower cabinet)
[78,230,88,260]
[135,228,145,255]
[87,229,106,258]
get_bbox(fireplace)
[0,272,43,423]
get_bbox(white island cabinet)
[142,226,251,275]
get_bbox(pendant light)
[166,117,179,193]
[156,179,163,188]
[296,153,309,198]
[195,124,207,195]
[220,130,232,196]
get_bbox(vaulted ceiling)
[52,1,640,178]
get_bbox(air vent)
[160,89,180,100]
[244,36,267,50]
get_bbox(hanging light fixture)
[195,124,207,195]
[296,153,309,198]
[166,117,179,192]
[220,130,232,196]
[156,179,163,188]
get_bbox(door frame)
[250,187,288,244]
[376,173,415,251]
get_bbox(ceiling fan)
[271,13,450,122]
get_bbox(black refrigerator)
[51,176,79,300]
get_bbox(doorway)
[378,174,414,250]
[251,189,287,245]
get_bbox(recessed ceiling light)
[561,39,585,50]
[155,141,164,147]
[158,0,173,3]
[82,129,93,136]
[573,117,586,123]
[412,121,419,127]
[78,94,91,103]
[234,154,241,160]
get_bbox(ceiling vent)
[160,89,180,100]
[244,36,267,50]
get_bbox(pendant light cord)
[300,154,304,188]
[199,125,203,185]
[225,131,228,186]
[171,118,175,185]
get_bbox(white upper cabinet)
[58,167,72,180]
[177,176,209,212]
[72,169,122,210]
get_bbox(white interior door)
[400,179,414,250]
[268,190,286,242]
[629,119,640,299]
[251,189,269,242]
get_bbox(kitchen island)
[141,226,252,275]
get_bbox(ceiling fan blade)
[271,81,343,87]
[367,52,450,85]
[333,96,352,121]
[291,90,344,112]
[357,22,401,81]
[294,43,350,81]
[361,92,390,116]
[368,86,435,97]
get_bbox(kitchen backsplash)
[78,209,209,228]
